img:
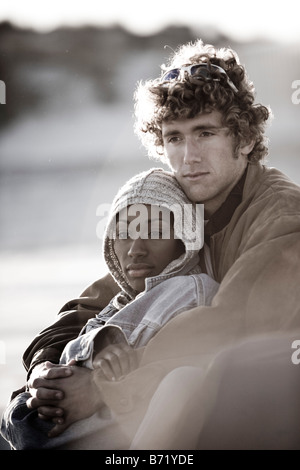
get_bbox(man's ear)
[239,139,255,158]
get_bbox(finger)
[66,359,76,366]
[27,396,55,410]
[110,344,138,377]
[103,351,124,379]
[30,386,64,401]
[127,348,139,373]
[42,365,73,380]
[27,376,48,391]
[93,367,109,386]
[94,358,117,381]
[37,405,64,419]
[123,345,140,374]
[51,416,65,425]
[28,374,67,393]
[44,360,58,369]
[26,393,63,410]
[116,347,132,377]
[48,422,69,438]
[27,396,43,410]
[29,362,72,381]
[37,413,64,425]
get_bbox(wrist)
[91,369,105,409]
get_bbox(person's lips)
[183,172,210,181]
[126,263,154,278]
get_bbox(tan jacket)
[97,162,300,417]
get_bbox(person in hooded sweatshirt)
[1,168,219,450]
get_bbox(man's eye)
[117,231,128,239]
[200,131,214,137]
[149,230,163,239]
[167,136,181,144]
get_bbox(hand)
[93,343,139,381]
[26,361,74,422]
[46,364,104,437]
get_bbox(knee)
[160,366,203,395]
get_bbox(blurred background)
[0,0,300,449]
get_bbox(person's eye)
[200,131,214,137]
[167,135,182,144]
[149,230,163,239]
[117,231,128,240]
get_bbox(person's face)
[114,204,185,293]
[162,110,253,217]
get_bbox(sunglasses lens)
[162,68,180,81]
[190,65,211,79]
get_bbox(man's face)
[162,110,250,217]
[114,204,185,293]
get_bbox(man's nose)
[128,237,148,257]
[183,138,201,165]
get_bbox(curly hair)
[134,39,271,163]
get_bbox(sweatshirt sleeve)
[22,274,120,376]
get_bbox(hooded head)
[103,168,204,300]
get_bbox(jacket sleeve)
[22,273,120,375]
[60,324,129,368]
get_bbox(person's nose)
[128,237,148,258]
[183,137,201,165]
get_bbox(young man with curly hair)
[6,40,300,448]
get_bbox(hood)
[103,168,204,300]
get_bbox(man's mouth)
[183,172,209,181]
[126,263,154,278]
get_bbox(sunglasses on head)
[160,63,238,93]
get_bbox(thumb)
[48,422,70,438]
[66,359,77,366]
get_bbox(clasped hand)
[26,343,139,437]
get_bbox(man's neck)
[204,165,248,244]
[204,167,248,219]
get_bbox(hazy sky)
[0,0,300,42]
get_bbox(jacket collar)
[112,252,201,310]
[205,164,249,245]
